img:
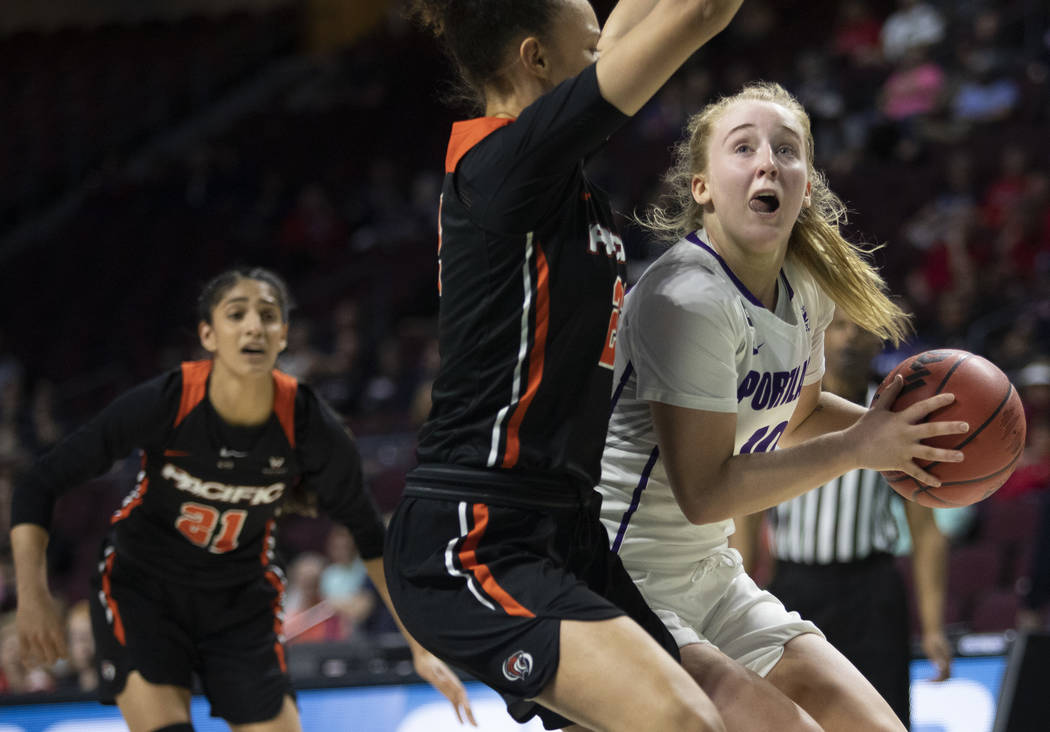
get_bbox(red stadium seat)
[948,542,1007,623]
[980,495,1042,547]
[970,589,1021,633]
[979,496,1044,588]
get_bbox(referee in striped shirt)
[733,309,952,728]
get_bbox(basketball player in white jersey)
[598,83,969,731]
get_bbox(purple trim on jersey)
[610,361,634,415]
[686,231,796,310]
[611,445,660,553]
[685,232,765,308]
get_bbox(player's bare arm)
[652,376,969,524]
[595,0,744,115]
[11,523,68,666]
[597,0,660,48]
[364,558,477,727]
[905,502,952,682]
[777,384,868,448]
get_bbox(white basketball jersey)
[599,230,835,567]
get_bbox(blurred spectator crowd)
[1,0,1049,699]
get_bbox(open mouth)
[749,193,780,214]
[241,345,266,355]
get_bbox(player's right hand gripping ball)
[872,349,1026,507]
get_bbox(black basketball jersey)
[13,360,384,587]
[416,64,630,488]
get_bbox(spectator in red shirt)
[832,0,883,67]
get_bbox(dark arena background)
[2,0,1050,729]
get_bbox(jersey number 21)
[175,502,248,553]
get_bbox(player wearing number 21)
[10,267,473,732]
[597,83,969,731]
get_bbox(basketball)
[872,349,1027,507]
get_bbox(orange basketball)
[871,349,1027,507]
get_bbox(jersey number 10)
[739,421,789,454]
[175,502,248,553]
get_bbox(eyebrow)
[724,123,755,141]
[724,123,804,144]
[222,296,279,307]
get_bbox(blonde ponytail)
[644,81,911,345]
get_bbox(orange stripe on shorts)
[264,568,288,673]
[101,552,126,645]
[458,504,535,618]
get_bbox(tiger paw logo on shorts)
[501,650,534,681]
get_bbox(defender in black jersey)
[12,268,473,731]
[386,2,743,730]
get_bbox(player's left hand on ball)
[853,375,969,486]
[412,649,477,726]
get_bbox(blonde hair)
[644,81,911,345]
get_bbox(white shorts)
[632,547,822,677]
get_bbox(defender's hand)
[412,648,477,726]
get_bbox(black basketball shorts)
[384,484,680,729]
[769,554,911,727]
[90,542,294,724]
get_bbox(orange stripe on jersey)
[264,568,288,673]
[175,360,212,427]
[111,454,148,525]
[445,117,514,173]
[502,242,550,468]
[271,370,298,448]
[101,552,126,645]
[458,504,535,618]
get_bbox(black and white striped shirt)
[769,467,900,564]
